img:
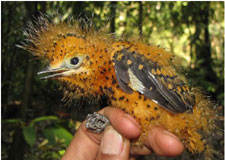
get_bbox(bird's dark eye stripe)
[71,57,79,65]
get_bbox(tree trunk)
[138,1,143,37]
[8,128,26,160]
[8,2,40,160]
[196,2,217,83]
[110,2,116,33]
[2,2,15,117]
[21,2,40,118]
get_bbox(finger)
[62,106,141,160]
[130,145,152,155]
[84,106,141,143]
[146,127,184,156]
[101,107,141,139]
[62,122,100,160]
[97,126,130,160]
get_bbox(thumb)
[97,126,130,160]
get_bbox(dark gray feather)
[114,54,133,94]
[113,48,194,113]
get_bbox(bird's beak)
[37,66,68,80]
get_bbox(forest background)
[1,1,224,160]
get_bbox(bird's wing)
[112,48,195,113]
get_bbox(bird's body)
[21,16,220,158]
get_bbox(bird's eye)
[65,55,85,69]
[70,57,79,65]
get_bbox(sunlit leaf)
[58,149,66,156]
[38,139,49,148]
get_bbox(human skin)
[62,107,184,160]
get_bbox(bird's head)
[38,36,90,80]
[20,17,114,98]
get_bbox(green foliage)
[23,126,36,146]
[43,126,73,146]
[30,116,60,126]
[3,115,76,160]
[2,119,24,124]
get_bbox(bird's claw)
[85,112,110,134]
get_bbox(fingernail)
[101,126,123,155]
[123,113,141,129]
[163,130,180,142]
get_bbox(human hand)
[62,107,184,160]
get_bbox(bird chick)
[20,16,220,158]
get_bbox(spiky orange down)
[21,17,218,157]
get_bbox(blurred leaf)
[75,121,82,130]
[30,116,60,126]
[38,139,49,148]
[58,149,65,156]
[52,152,61,159]
[2,119,22,124]
[43,126,73,146]
[23,126,36,146]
